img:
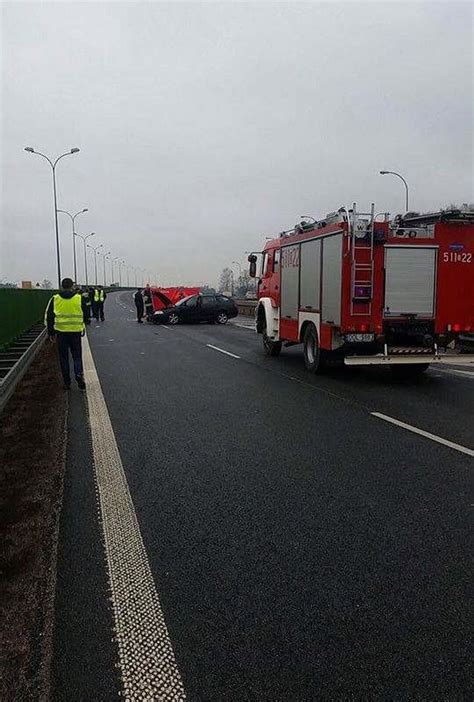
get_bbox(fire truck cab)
[249,205,474,375]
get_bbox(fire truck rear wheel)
[303,323,321,372]
[390,363,430,378]
[263,325,282,357]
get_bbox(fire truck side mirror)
[248,254,257,278]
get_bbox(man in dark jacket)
[143,284,154,320]
[81,286,92,324]
[134,288,144,323]
[45,277,88,389]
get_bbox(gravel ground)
[0,342,68,700]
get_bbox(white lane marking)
[234,323,254,330]
[438,368,474,379]
[206,344,241,359]
[161,325,173,331]
[371,411,474,457]
[82,335,186,700]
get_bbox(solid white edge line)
[82,334,186,700]
[439,368,474,378]
[206,344,241,359]
[371,412,474,457]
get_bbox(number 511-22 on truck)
[248,205,474,377]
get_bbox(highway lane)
[54,292,472,700]
[158,311,474,450]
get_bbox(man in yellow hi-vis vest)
[93,285,107,322]
[45,278,88,389]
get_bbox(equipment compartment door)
[384,246,437,317]
[280,244,300,320]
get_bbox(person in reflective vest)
[93,286,107,321]
[81,286,92,325]
[45,277,88,389]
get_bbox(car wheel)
[303,323,320,372]
[168,312,180,325]
[216,311,228,324]
[263,323,282,357]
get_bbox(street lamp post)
[118,260,125,287]
[75,232,95,285]
[57,208,88,283]
[379,171,409,213]
[87,243,103,285]
[102,251,111,286]
[112,256,120,285]
[24,146,80,287]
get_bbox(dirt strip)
[0,342,68,700]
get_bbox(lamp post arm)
[53,151,75,169]
[30,151,54,169]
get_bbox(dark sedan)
[151,294,238,325]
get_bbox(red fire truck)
[248,205,474,375]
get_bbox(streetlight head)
[24,146,35,153]
[83,208,88,212]
[379,170,388,175]
[71,148,80,154]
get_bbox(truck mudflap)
[344,353,474,366]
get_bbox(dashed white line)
[82,335,186,700]
[371,412,474,457]
[206,344,241,359]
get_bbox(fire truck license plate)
[442,252,472,263]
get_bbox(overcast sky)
[1,1,472,287]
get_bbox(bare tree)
[41,279,53,289]
[235,271,256,297]
[218,267,233,294]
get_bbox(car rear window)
[217,296,230,303]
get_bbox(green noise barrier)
[0,288,55,349]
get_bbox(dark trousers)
[91,301,98,319]
[56,332,83,384]
[136,305,144,321]
[85,305,91,324]
[97,302,105,321]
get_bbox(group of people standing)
[80,285,107,324]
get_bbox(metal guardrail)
[0,328,46,413]
[235,299,257,317]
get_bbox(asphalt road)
[53,292,473,701]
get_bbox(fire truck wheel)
[303,324,321,372]
[216,312,228,324]
[263,326,282,357]
[168,312,180,325]
[390,363,430,378]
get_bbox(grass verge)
[0,342,67,700]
